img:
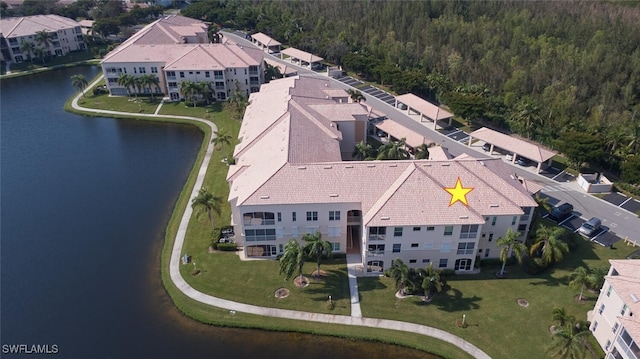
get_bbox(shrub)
[523,256,546,275]
[479,257,516,267]
[217,243,237,251]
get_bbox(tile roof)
[0,15,79,38]
[606,260,640,341]
[229,76,537,227]
[470,127,557,163]
[395,93,454,120]
[374,118,435,148]
[427,146,453,161]
[265,58,297,76]
[281,48,323,63]
[251,32,281,46]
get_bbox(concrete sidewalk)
[71,74,491,359]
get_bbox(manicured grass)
[358,231,634,359]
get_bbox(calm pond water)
[0,66,439,358]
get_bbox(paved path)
[71,73,491,359]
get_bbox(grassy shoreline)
[64,75,470,359]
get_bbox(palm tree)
[137,74,160,100]
[70,74,88,98]
[279,239,306,284]
[419,262,445,299]
[196,81,212,105]
[569,266,597,301]
[530,225,570,266]
[552,307,574,329]
[117,73,135,98]
[264,61,282,83]
[376,138,410,160]
[226,82,249,119]
[302,231,332,277]
[180,81,199,107]
[497,228,526,277]
[352,140,374,160]
[532,193,552,228]
[32,46,46,64]
[348,89,365,103]
[19,40,35,63]
[414,143,431,160]
[385,259,411,295]
[190,188,222,230]
[548,317,597,359]
[207,23,223,43]
[211,130,232,151]
[588,266,608,291]
[34,30,53,54]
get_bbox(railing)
[347,215,362,223]
[367,250,385,257]
[166,75,176,80]
[249,80,260,85]
[215,86,225,90]
[243,218,275,226]
[368,234,386,241]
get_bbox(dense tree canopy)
[182,0,640,181]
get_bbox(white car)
[505,153,514,161]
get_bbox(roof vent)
[297,166,307,170]
[367,164,375,168]
[380,216,390,220]
[423,163,432,167]
[260,195,270,199]
[490,204,499,208]
[480,161,485,166]
[329,193,339,197]
[631,294,640,303]
[459,215,468,219]
[388,164,397,167]
[345,165,354,168]
[324,165,333,169]
[441,163,450,167]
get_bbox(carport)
[373,118,435,149]
[468,127,557,173]
[394,94,454,129]
[264,58,297,77]
[251,32,281,54]
[280,48,323,68]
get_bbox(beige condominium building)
[227,75,538,273]
[589,259,640,359]
[0,14,85,63]
[100,15,264,101]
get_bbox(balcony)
[367,250,385,257]
[368,234,386,241]
[243,218,275,226]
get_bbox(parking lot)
[542,210,622,248]
[601,192,640,214]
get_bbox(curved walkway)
[71,75,491,359]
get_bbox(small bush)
[440,269,456,277]
[523,256,546,275]
[479,257,516,267]
[210,242,219,250]
[327,300,335,310]
[217,243,238,251]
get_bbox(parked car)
[505,153,514,161]
[579,217,602,237]
[482,143,491,152]
[516,157,531,166]
[549,203,574,221]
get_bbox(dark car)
[549,203,574,221]
[482,143,491,151]
[516,157,531,166]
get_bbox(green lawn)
[65,79,633,359]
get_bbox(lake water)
[0,66,437,358]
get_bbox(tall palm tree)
[34,30,53,54]
[414,143,431,160]
[385,259,411,295]
[569,266,597,301]
[548,317,597,359]
[530,225,570,266]
[70,74,88,98]
[32,46,46,64]
[352,140,374,160]
[226,82,249,118]
[137,74,160,100]
[302,231,332,277]
[180,80,199,107]
[19,40,35,63]
[211,130,232,152]
[497,228,526,276]
[196,81,212,105]
[264,61,282,83]
[419,262,444,299]
[279,239,306,284]
[117,73,136,98]
[588,266,608,291]
[347,89,365,103]
[532,193,552,228]
[552,307,575,329]
[376,138,410,160]
[190,188,222,230]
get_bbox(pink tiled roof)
[395,93,454,120]
[229,76,537,227]
[607,260,640,331]
[470,127,557,163]
[618,317,640,345]
[374,118,435,148]
[0,15,79,38]
[428,146,453,161]
[610,259,640,277]
[281,48,323,63]
[265,58,297,76]
[252,32,281,46]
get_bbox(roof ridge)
[163,45,199,68]
[235,111,290,159]
[156,20,181,43]
[363,163,416,225]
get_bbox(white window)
[328,226,340,238]
[329,211,340,221]
[439,259,448,268]
[621,304,628,316]
[151,67,158,73]
[441,242,452,253]
[292,212,296,222]
[422,259,430,264]
[426,226,435,231]
[591,321,598,332]
[599,304,605,315]
[277,212,281,222]
[413,226,421,231]
[276,228,284,239]
[331,242,340,251]
[444,226,453,236]
[455,258,472,271]
[291,227,298,238]
[606,285,612,297]
[245,229,276,241]
[305,227,318,234]
[484,248,491,257]
[306,211,318,221]
[457,242,475,255]
[138,67,146,73]
[369,227,386,241]
[488,233,494,242]
[424,241,434,250]
[613,322,619,333]
[394,227,403,237]
[512,216,517,225]
[491,217,497,226]
[392,244,401,253]
[459,225,479,239]
[605,340,611,351]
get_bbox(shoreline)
[63,68,488,359]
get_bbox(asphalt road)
[223,30,640,243]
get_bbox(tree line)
[182,0,640,184]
